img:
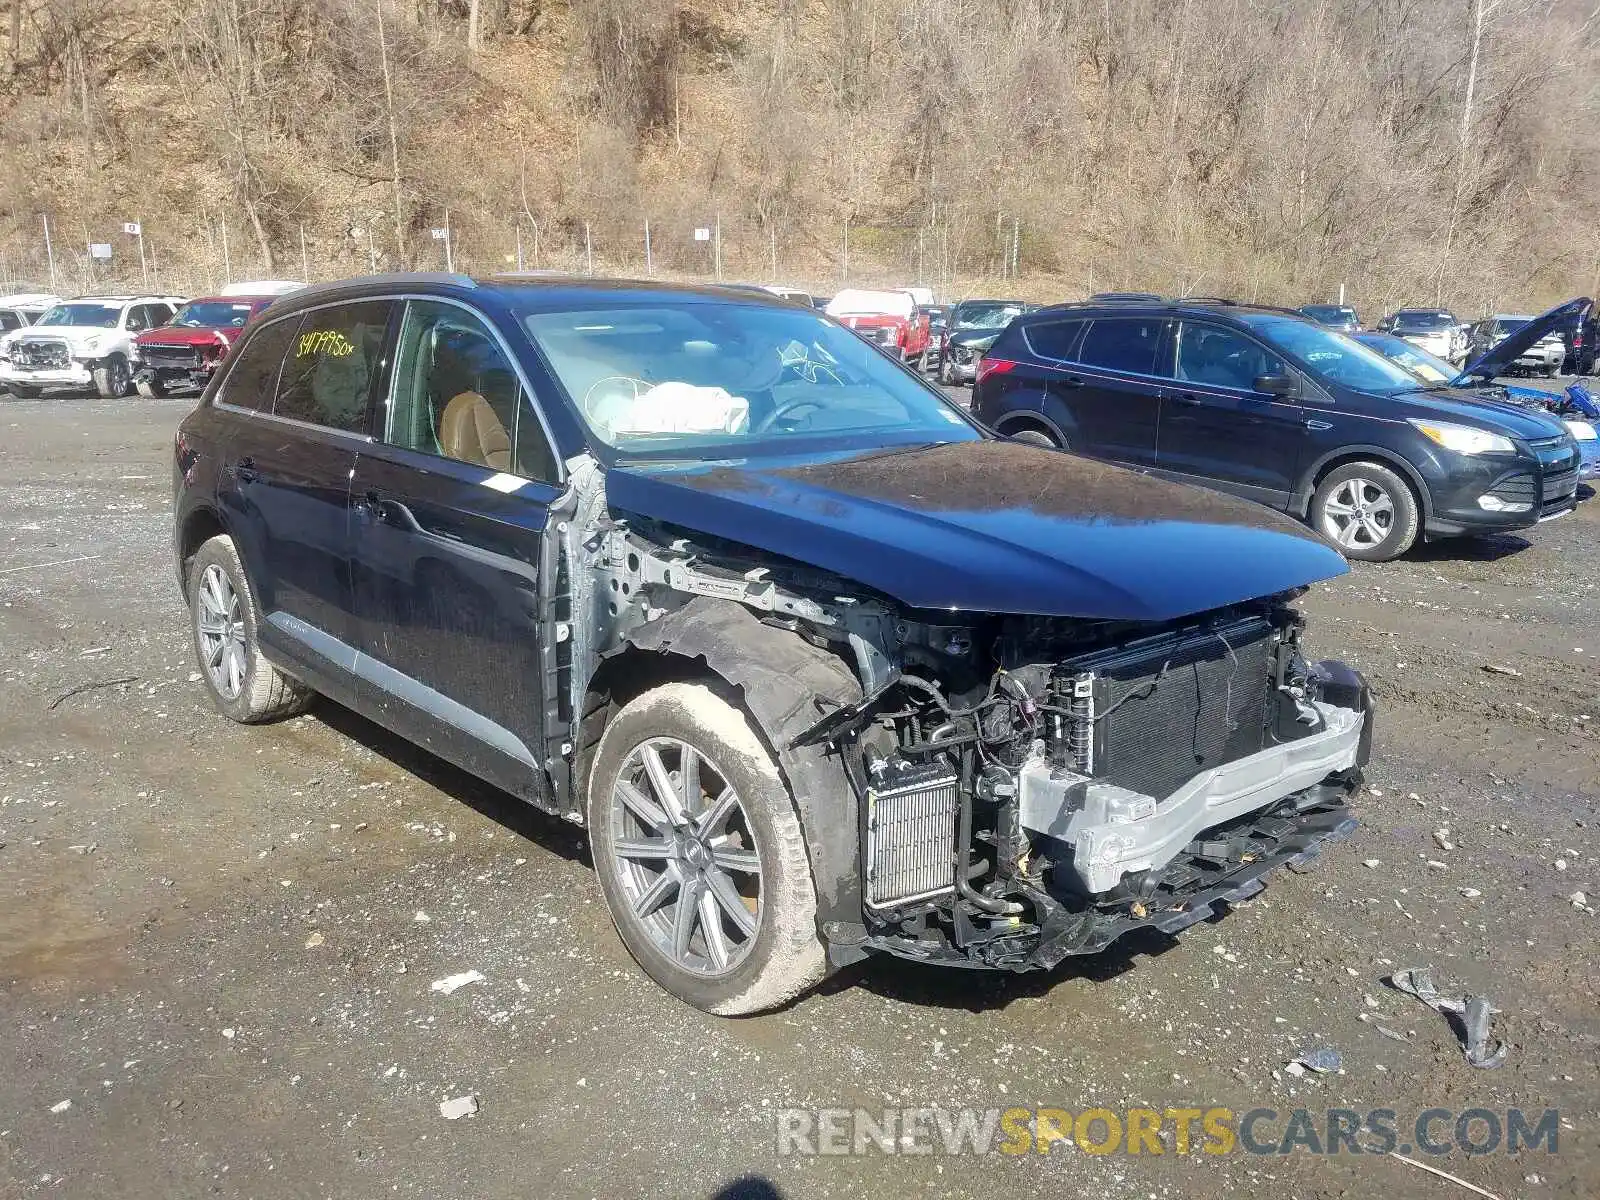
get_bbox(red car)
[823,289,933,368]
[132,294,281,397]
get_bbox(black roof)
[262,271,808,319]
[1025,296,1303,321]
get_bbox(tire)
[188,534,313,723]
[135,375,167,398]
[586,682,825,1015]
[7,383,41,399]
[939,356,952,386]
[92,354,132,398]
[1310,461,1420,562]
[916,347,930,373]
[1008,425,1062,449]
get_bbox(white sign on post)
[122,222,141,236]
[693,228,711,242]
[89,243,113,260]
[430,228,450,240]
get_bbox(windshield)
[171,300,256,328]
[1302,305,1356,325]
[36,303,120,329]
[1354,332,1457,385]
[522,300,979,457]
[1240,314,1428,394]
[1394,311,1454,331]
[954,303,1026,330]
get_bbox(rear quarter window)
[1022,319,1086,361]
[218,317,298,413]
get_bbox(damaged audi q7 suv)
[172,274,1373,1014]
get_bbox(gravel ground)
[1,392,1596,1200]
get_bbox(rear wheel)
[1311,461,1420,561]
[7,383,41,399]
[1007,424,1063,449]
[92,354,132,398]
[189,534,313,723]
[587,682,825,1015]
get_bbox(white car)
[0,292,61,334]
[0,294,184,398]
[1383,309,1468,363]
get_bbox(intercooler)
[1052,616,1278,801]
[863,761,960,908]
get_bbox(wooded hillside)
[2,0,1597,313]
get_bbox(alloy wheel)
[609,738,763,977]
[195,563,248,700]
[1319,477,1395,550]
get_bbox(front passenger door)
[348,299,562,806]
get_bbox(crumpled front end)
[796,600,1372,972]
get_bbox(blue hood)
[604,441,1349,621]
[1455,297,1590,383]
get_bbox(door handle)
[1304,418,1333,431]
[1058,374,1085,389]
[1172,391,1205,405]
[235,456,258,483]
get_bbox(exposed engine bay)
[559,468,1372,972]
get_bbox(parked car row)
[0,281,302,399]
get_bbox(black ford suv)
[972,298,1585,561]
[173,273,1372,1014]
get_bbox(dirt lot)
[1,393,1596,1200]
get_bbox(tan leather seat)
[439,391,512,470]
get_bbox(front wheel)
[587,682,825,1015]
[1311,461,1420,561]
[92,354,132,398]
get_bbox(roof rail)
[289,272,477,301]
[1179,296,1302,316]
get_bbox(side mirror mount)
[1254,373,1298,398]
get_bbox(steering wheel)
[752,396,826,435]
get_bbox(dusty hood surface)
[605,440,1348,621]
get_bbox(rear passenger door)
[1157,320,1305,506]
[219,300,394,689]
[348,298,563,805]
[1036,315,1168,469]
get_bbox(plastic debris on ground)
[1386,966,1508,1068]
[439,1094,479,1120]
[431,970,486,996]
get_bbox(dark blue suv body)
[972,298,1584,560]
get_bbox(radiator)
[1054,616,1277,801]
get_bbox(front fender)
[617,599,867,938]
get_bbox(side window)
[1077,318,1165,376]
[219,317,298,412]
[274,301,394,433]
[150,303,174,327]
[124,306,147,333]
[385,299,556,481]
[1022,319,1085,361]
[1175,323,1285,391]
[0,311,20,332]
